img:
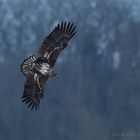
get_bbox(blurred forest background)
[0,0,140,140]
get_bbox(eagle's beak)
[55,73,59,77]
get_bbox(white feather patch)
[39,63,51,75]
[34,73,38,81]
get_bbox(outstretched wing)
[37,22,76,66]
[21,74,48,110]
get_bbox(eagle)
[20,22,76,110]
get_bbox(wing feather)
[47,47,62,67]
[37,22,76,65]
[21,74,48,110]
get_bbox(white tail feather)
[21,55,36,76]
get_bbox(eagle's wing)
[37,22,76,67]
[21,73,48,110]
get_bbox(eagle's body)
[20,22,76,110]
[34,58,56,77]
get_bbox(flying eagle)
[20,22,76,110]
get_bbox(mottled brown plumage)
[21,22,76,110]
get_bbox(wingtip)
[58,21,76,37]
[21,95,40,110]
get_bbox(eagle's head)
[50,70,58,77]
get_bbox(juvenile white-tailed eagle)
[20,22,76,110]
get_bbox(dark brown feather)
[37,22,76,66]
[21,74,48,110]
[47,47,62,67]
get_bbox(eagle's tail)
[20,55,36,76]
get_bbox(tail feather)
[20,55,36,76]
